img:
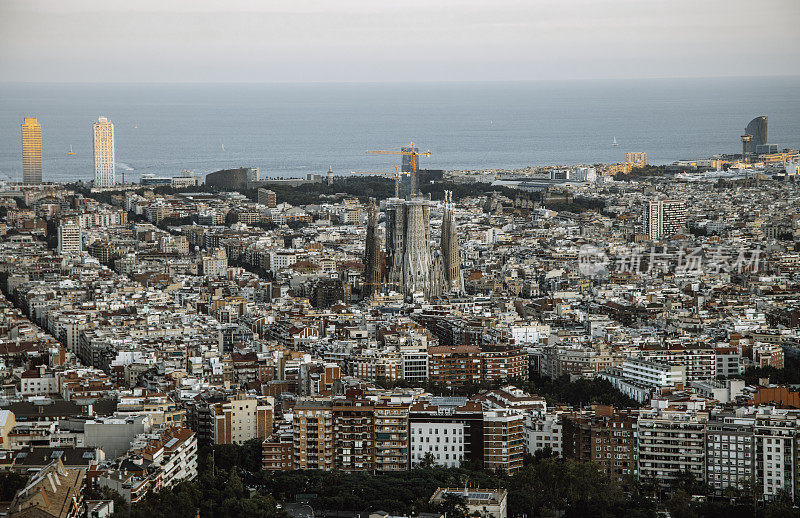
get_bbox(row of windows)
[412,453,462,461]
[412,427,463,434]
[412,436,463,444]
[411,445,463,452]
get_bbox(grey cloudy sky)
[1,0,799,82]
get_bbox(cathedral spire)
[441,191,462,294]
[363,197,381,298]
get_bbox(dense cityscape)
[0,107,799,518]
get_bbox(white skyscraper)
[642,199,686,239]
[57,219,83,255]
[93,116,115,187]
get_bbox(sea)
[0,77,799,184]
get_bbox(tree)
[420,452,437,469]
[437,493,468,518]
[666,490,697,518]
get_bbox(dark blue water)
[0,78,798,183]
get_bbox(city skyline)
[3,2,800,517]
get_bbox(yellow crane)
[365,142,431,197]
[349,167,410,198]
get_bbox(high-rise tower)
[642,199,686,239]
[363,197,381,298]
[93,116,115,187]
[744,116,767,155]
[740,134,752,164]
[21,117,42,184]
[57,219,83,255]
[440,191,462,293]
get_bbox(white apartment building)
[201,248,227,277]
[142,428,198,490]
[689,379,746,404]
[19,365,59,396]
[524,411,563,456]
[57,220,83,255]
[716,349,744,378]
[754,410,800,500]
[706,413,755,493]
[642,199,686,239]
[639,347,715,381]
[212,394,274,445]
[269,250,297,273]
[93,116,115,187]
[76,209,127,229]
[621,358,685,389]
[410,421,466,468]
[99,428,197,504]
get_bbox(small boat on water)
[612,136,619,147]
[67,145,75,156]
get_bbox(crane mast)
[365,142,431,198]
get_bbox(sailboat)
[612,137,619,147]
[67,145,76,156]
[221,143,226,152]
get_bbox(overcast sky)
[1,0,799,83]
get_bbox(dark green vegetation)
[102,440,800,518]
[101,445,283,518]
[239,177,532,206]
[541,196,605,214]
[72,177,536,210]
[375,375,639,409]
[73,174,612,222]
[613,165,671,182]
[521,374,639,408]
[727,356,800,385]
[255,455,645,518]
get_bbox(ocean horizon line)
[2,74,799,87]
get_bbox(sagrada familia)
[364,191,462,301]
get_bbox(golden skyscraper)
[21,117,42,184]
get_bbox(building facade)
[483,410,525,473]
[21,117,42,184]
[93,116,115,187]
[409,400,484,469]
[58,219,83,255]
[625,152,647,169]
[637,402,708,486]
[642,199,686,239]
[211,394,274,445]
[744,116,768,154]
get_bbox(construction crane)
[349,167,410,198]
[365,142,431,197]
